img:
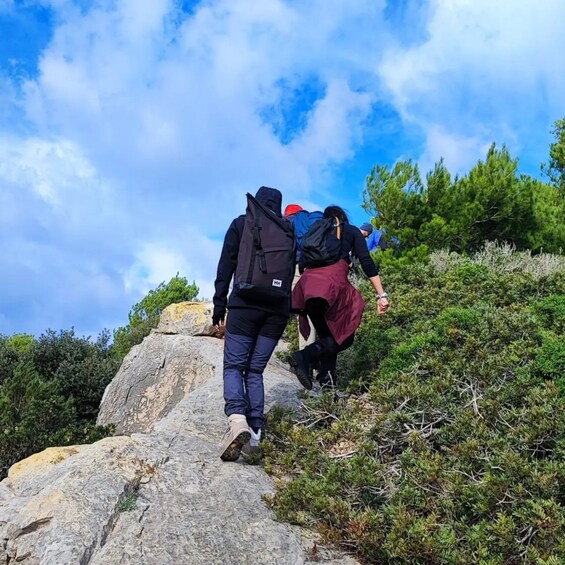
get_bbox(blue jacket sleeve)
[366,230,381,252]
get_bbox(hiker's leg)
[304,299,357,388]
[304,298,330,370]
[299,294,317,349]
[288,298,334,389]
[305,298,336,374]
[290,337,340,390]
[317,331,355,387]
[245,313,287,431]
[338,332,355,352]
[293,265,317,349]
[223,309,261,418]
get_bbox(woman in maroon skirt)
[289,206,389,390]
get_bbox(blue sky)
[1,0,564,337]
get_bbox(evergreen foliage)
[264,245,565,564]
[542,118,565,192]
[364,133,565,255]
[29,329,119,420]
[112,274,199,360]
[0,330,117,479]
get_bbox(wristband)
[378,292,388,299]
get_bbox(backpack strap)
[335,217,342,240]
[253,215,268,273]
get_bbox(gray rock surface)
[96,333,215,435]
[0,302,359,565]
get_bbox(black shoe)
[288,351,313,390]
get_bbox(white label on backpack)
[272,279,282,287]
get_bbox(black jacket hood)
[255,186,282,218]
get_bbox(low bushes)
[264,246,565,564]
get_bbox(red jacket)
[292,260,365,345]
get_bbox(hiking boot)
[220,416,251,461]
[310,358,321,374]
[288,351,313,390]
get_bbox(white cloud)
[419,125,492,176]
[381,0,565,115]
[123,238,219,301]
[0,136,129,334]
[379,0,565,172]
[3,0,563,335]
[0,137,101,208]
[291,79,374,167]
[22,0,387,206]
[1,0,395,334]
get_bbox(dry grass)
[430,241,565,278]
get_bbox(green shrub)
[363,127,565,255]
[264,246,565,563]
[0,361,113,478]
[0,336,23,387]
[0,329,118,479]
[535,334,565,395]
[113,274,199,360]
[535,294,565,333]
[29,328,120,421]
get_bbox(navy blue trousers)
[223,308,287,430]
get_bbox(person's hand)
[212,312,226,338]
[212,320,225,339]
[377,296,389,315]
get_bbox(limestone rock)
[1,303,359,565]
[156,301,215,336]
[0,436,161,565]
[96,333,215,435]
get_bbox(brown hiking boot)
[220,418,251,461]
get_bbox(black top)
[212,187,291,324]
[337,223,379,278]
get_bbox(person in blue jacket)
[360,222,399,252]
[360,222,382,252]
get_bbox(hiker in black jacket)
[213,186,293,461]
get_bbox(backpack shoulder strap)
[335,217,342,240]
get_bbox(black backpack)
[234,193,295,302]
[290,209,324,262]
[301,217,342,268]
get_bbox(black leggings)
[304,298,355,377]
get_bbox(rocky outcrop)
[155,301,216,337]
[96,301,218,435]
[0,302,359,565]
[96,333,216,435]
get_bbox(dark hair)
[323,205,349,225]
